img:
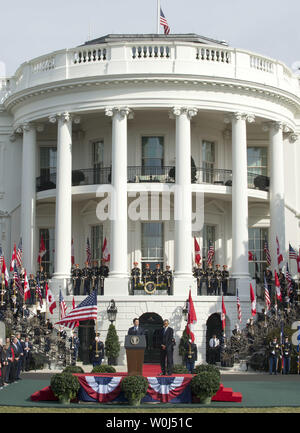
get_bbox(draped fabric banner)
[76,375,192,403]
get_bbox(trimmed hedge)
[91,364,117,374]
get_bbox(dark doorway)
[206,313,222,363]
[78,320,95,364]
[139,312,163,364]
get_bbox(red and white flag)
[221,296,226,330]
[250,283,256,316]
[37,235,46,264]
[71,238,75,266]
[186,289,197,342]
[297,249,300,273]
[24,270,30,301]
[102,237,110,263]
[1,257,9,287]
[276,236,283,267]
[194,237,201,265]
[274,270,282,302]
[10,243,17,271]
[46,283,57,314]
[248,251,254,261]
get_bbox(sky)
[1,0,300,76]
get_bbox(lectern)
[124,335,146,376]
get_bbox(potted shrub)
[105,323,120,365]
[191,371,220,404]
[62,365,84,374]
[194,363,221,380]
[172,364,189,374]
[121,375,149,406]
[91,364,117,374]
[50,372,80,404]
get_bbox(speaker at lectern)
[124,334,146,376]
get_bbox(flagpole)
[157,0,160,34]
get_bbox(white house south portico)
[0,33,300,365]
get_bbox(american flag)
[13,264,24,296]
[55,290,97,327]
[86,237,91,267]
[160,8,170,35]
[289,244,297,260]
[16,238,23,268]
[206,241,215,266]
[236,289,242,323]
[264,239,271,266]
[264,273,271,311]
[35,277,43,306]
[286,263,292,294]
[59,289,67,319]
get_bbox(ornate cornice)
[48,112,80,124]
[105,106,134,119]
[170,106,198,120]
[224,112,255,124]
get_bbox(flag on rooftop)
[160,8,170,35]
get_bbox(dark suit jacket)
[128,326,145,336]
[159,327,175,349]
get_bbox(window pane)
[248,227,269,283]
[39,228,55,276]
[247,147,268,176]
[142,137,164,168]
[40,147,57,177]
[141,222,164,262]
[91,225,103,262]
[93,141,104,167]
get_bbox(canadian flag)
[221,295,226,330]
[248,251,254,261]
[24,270,30,301]
[71,238,75,266]
[250,283,256,316]
[274,270,283,302]
[38,234,46,264]
[46,283,57,314]
[276,236,283,266]
[72,296,79,329]
[194,237,201,265]
[102,237,110,263]
[1,257,9,287]
[10,243,17,271]
[186,289,197,342]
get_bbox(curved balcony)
[36,166,269,193]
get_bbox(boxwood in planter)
[172,364,189,374]
[194,363,221,380]
[62,365,84,374]
[190,371,220,404]
[121,375,149,406]
[50,372,80,404]
[91,364,117,374]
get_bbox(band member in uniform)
[184,338,198,374]
[213,264,222,296]
[72,264,82,296]
[159,319,175,376]
[282,336,292,375]
[163,265,173,294]
[69,330,80,365]
[142,263,152,285]
[278,269,286,298]
[91,260,100,292]
[36,266,47,298]
[128,318,145,335]
[82,261,91,296]
[131,262,141,290]
[99,259,109,295]
[28,274,36,305]
[268,336,280,375]
[221,265,229,296]
[91,333,105,367]
[193,263,206,295]
[153,263,163,285]
[206,264,214,295]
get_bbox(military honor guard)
[184,338,198,374]
[29,274,36,305]
[69,330,80,365]
[82,261,91,295]
[282,336,292,375]
[72,264,82,296]
[142,263,153,285]
[206,264,214,295]
[91,333,105,367]
[268,336,280,375]
[131,262,141,290]
[221,265,229,296]
[91,260,100,292]
[163,265,173,294]
[213,264,222,296]
[36,266,47,298]
[193,263,206,295]
[99,259,109,295]
[153,263,163,285]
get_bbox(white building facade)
[0,34,300,365]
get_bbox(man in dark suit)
[23,336,33,371]
[128,318,145,335]
[159,319,175,376]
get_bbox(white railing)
[250,55,274,73]
[196,47,231,63]
[32,57,55,73]
[73,46,107,64]
[131,45,171,59]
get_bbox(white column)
[105,107,131,280]
[229,113,254,286]
[20,123,37,274]
[172,107,198,295]
[50,112,78,283]
[268,121,286,268]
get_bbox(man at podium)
[128,318,145,336]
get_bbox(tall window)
[91,225,103,263]
[202,224,216,267]
[39,228,55,276]
[40,147,57,178]
[202,140,215,183]
[141,222,164,270]
[92,140,104,184]
[247,147,268,176]
[142,137,164,175]
[248,227,269,284]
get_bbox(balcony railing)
[36,166,269,192]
